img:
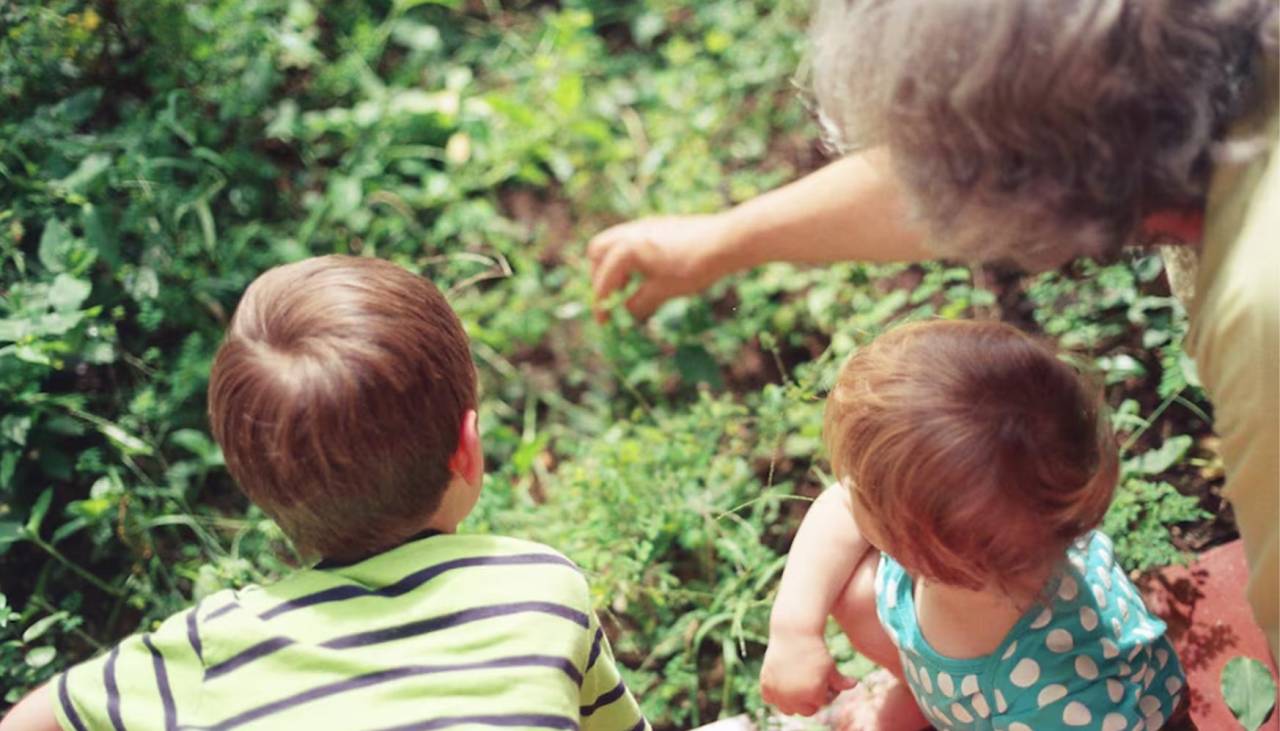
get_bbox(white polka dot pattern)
[1030,607,1053,629]
[937,671,954,697]
[1063,700,1092,725]
[1102,637,1119,658]
[1075,654,1098,680]
[1080,606,1098,631]
[1002,641,1018,660]
[1037,683,1067,707]
[1010,658,1040,687]
[1103,711,1128,731]
[1046,628,1073,652]
[919,667,933,693]
[1058,576,1078,601]
[971,692,989,718]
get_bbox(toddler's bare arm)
[0,683,61,731]
[761,484,874,715]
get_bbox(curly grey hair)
[811,0,1277,271]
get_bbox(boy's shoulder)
[308,531,591,606]
[412,532,585,579]
[456,532,580,563]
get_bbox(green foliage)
[0,0,1219,723]
[1102,477,1206,574]
[472,392,794,726]
[1222,656,1278,731]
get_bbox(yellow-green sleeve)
[579,609,648,731]
[54,605,204,731]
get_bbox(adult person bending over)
[589,0,1279,678]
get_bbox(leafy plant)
[1102,433,1209,573]
[1222,656,1278,731]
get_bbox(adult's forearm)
[709,148,931,277]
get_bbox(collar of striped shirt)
[313,529,445,571]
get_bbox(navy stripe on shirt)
[142,635,178,731]
[580,680,627,716]
[371,714,580,731]
[204,636,296,681]
[585,627,604,671]
[321,601,590,650]
[260,552,580,621]
[203,602,238,622]
[186,600,203,665]
[104,646,125,731]
[57,671,89,731]
[203,602,589,681]
[192,656,582,730]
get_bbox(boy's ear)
[448,410,483,487]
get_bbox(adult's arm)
[587,148,931,320]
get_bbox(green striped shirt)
[54,533,648,731]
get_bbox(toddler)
[2,256,647,731]
[761,320,1185,731]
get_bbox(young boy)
[2,256,647,731]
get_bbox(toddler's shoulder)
[988,532,1186,729]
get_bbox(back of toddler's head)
[207,255,477,561]
[824,319,1117,590]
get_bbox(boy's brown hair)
[208,256,477,561]
[824,320,1117,590]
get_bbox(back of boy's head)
[208,255,477,561]
[824,320,1117,591]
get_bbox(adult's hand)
[586,214,736,322]
[586,150,930,322]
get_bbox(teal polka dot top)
[875,530,1185,730]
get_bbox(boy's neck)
[913,565,1053,660]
